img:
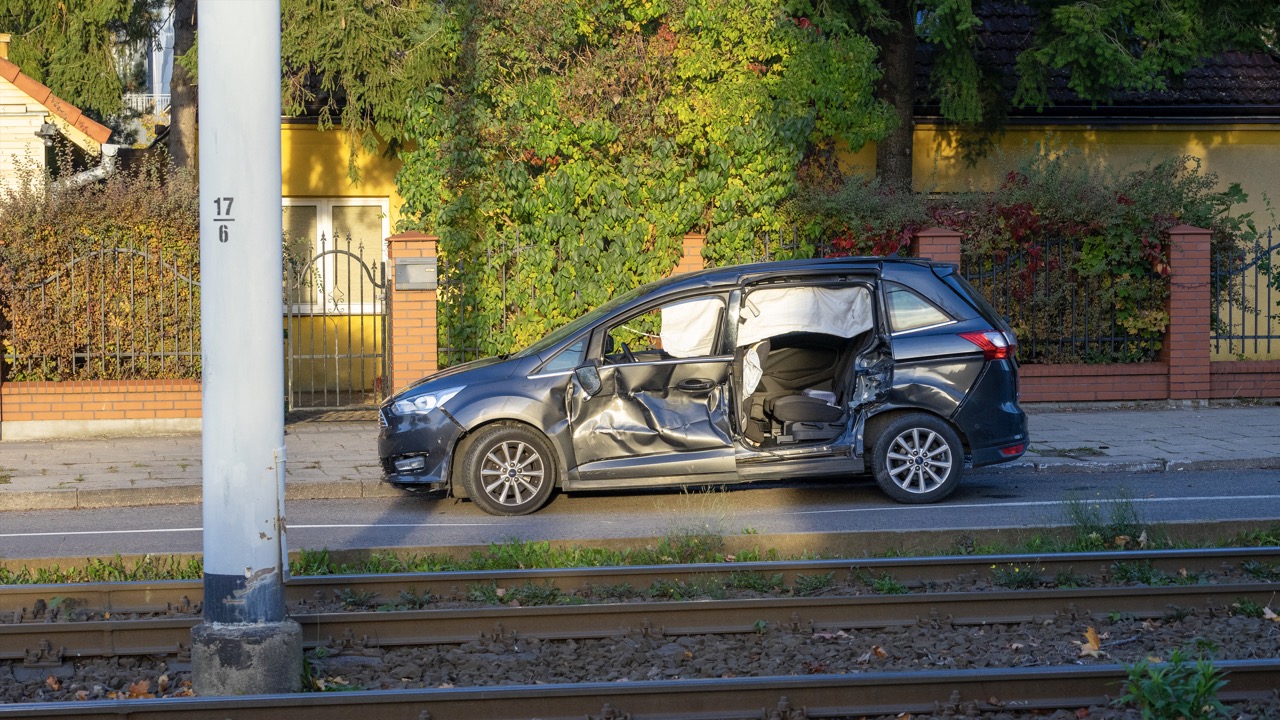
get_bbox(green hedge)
[0,158,200,381]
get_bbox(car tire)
[870,413,963,504]
[461,424,557,516]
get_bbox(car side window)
[885,283,952,332]
[604,295,725,363]
[541,336,588,374]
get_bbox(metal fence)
[435,229,531,368]
[1,244,200,381]
[961,239,1161,364]
[284,231,389,410]
[1211,229,1280,358]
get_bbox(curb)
[0,479,401,512]
[997,456,1280,474]
[4,519,1277,571]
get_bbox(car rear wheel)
[461,424,557,516]
[870,413,963,503]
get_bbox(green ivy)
[396,0,891,360]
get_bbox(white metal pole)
[192,0,299,695]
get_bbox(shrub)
[0,154,199,381]
[791,144,1263,364]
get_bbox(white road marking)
[0,523,497,539]
[0,496,1275,540]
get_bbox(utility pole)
[190,0,301,695]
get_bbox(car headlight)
[391,386,464,416]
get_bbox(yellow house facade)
[280,121,406,407]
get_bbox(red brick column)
[912,227,963,265]
[674,233,706,274]
[1163,225,1212,399]
[386,232,439,392]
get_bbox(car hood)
[396,355,515,396]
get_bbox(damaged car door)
[565,294,737,488]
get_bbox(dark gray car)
[379,257,1028,515]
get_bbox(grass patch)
[0,554,203,584]
[2,517,1277,587]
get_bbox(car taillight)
[959,330,1015,361]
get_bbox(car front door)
[565,293,737,487]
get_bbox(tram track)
[3,547,1278,718]
[2,582,1278,661]
[2,661,1279,719]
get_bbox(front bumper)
[378,406,466,491]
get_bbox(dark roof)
[916,2,1280,119]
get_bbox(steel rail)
[1,659,1278,719]
[4,546,1277,618]
[3,582,1277,662]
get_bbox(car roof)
[653,256,945,294]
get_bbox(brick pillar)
[912,227,963,265]
[1163,225,1212,400]
[386,232,439,392]
[673,233,706,274]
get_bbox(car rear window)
[938,272,1012,332]
[885,283,951,332]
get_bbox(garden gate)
[284,232,389,410]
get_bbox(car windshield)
[511,278,667,359]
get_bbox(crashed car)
[379,257,1028,515]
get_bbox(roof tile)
[0,57,19,83]
[44,93,83,127]
[1,58,112,146]
[12,71,51,105]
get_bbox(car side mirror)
[574,364,602,397]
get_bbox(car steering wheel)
[619,342,636,363]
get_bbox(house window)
[283,198,389,312]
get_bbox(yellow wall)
[915,123,1280,223]
[280,122,405,229]
[285,314,386,397]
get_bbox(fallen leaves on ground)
[1075,626,1107,658]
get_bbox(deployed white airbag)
[738,285,872,347]
[660,296,725,358]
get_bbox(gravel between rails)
[3,600,1279,718]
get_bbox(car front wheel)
[870,413,963,503]
[461,424,557,516]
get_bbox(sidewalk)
[1,404,1278,512]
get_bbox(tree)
[279,0,456,180]
[168,0,196,171]
[398,0,892,357]
[0,0,165,119]
[796,0,1280,190]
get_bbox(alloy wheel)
[885,427,953,494]
[478,439,546,507]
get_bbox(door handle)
[676,378,716,392]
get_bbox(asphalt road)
[2,468,1279,561]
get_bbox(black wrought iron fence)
[1211,229,1280,358]
[435,228,531,368]
[756,227,836,261]
[1,243,200,381]
[961,239,1162,364]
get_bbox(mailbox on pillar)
[395,257,438,290]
